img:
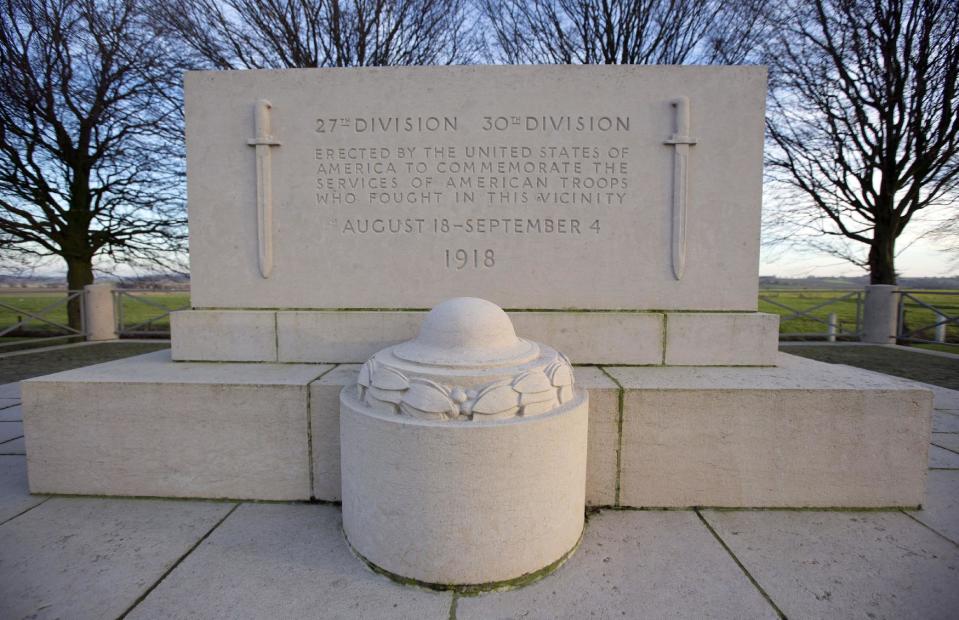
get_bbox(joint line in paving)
[900,509,959,548]
[695,509,787,620]
[0,495,52,528]
[598,366,625,507]
[931,441,959,456]
[448,592,458,620]
[117,502,241,619]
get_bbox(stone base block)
[171,309,778,366]
[20,352,931,508]
[22,351,331,500]
[607,354,932,508]
[340,387,588,586]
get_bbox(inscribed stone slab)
[186,66,765,311]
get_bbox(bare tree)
[0,0,187,328]
[154,0,481,69]
[764,0,959,284]
[481,0,766,65]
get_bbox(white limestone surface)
[22,351,330,500]
[907,470,959,544]
[0,497,235,620]
[186,66,765,312]
[575,367,620,506]
[701,510,959,619]
[341,393,588,585]
[0,456,46,524]
[309,364,616,505]
[182,308,668,364]
[607,353,933,507]
[171,309,277,361]
[309,364,360,501]
[127,503,452,619]
[457,510,777,619]
[664,311,778,365]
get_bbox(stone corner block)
[576,367,620,507]
[607,356,932,508]
[309,364,360,501]
[171,309,277,362]
[22,352,327,500]
[665,312,778,366]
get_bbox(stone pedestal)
[339,298,589,587]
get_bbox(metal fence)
[113,289,190,337]
[896,290,959,347]
[758,289,863,341]
[0,289,85,349]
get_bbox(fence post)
[862,285,898,344]
[83,283,118,341]
[935,312,947,343]
[827,313,838,342]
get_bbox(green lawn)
[759,289,958,344]
[0,290,189,335]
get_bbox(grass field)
[0,288,956,346]
[760,289,959,343]
[0,290,189,335]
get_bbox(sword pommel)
[665,96,697,145]
[249,99,280,146]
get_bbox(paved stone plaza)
[1,360,957,619]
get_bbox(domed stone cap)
[393,297,537,367]
[351,297,578,422]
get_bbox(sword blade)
[671,144,689,280]
[254,144,273,278]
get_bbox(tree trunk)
[65,256,94,332]
[867,224,897,285]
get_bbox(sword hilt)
[664,96,697,145]
[248,99,281,146]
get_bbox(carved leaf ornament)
[356,356,575,421]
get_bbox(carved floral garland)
[356,353,575,421]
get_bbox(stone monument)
[22,66,931,517]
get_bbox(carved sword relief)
[664,97,697,281]
[247,99,281,278]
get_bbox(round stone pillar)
[862,284,898,344]
[83,283,118,341]
[340,297,588,588]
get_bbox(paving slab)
[0,455,47,524]
[702,510,959,620]
[0,421,22,443]
[931,433,959,453]
[908,470,959,545]
[0,382,20,399]
[0,436,24,454]
[128,502,452,620]
[0,405,20,421]
[0,497,236,620]
[457,510,777,620]
[929,445,959,469]
[0,398,20,409]
[932,410,959,433]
